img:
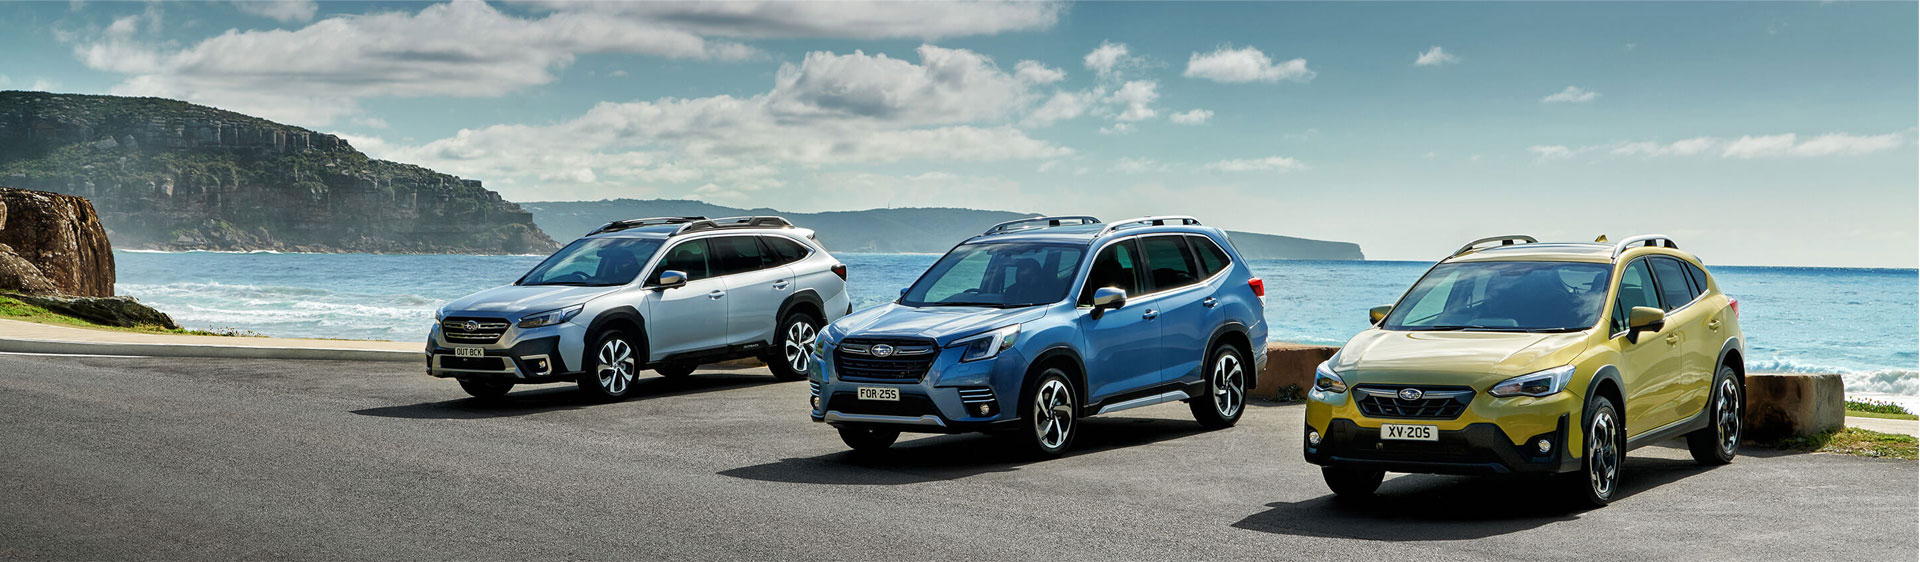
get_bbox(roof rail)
[980,215,1101,236]
[1611,234,1679,258]
[1096,215,1201,237]
[590,216,707,235]
[673,215,794,236]
[1450,235,1538,257]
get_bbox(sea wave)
[1750,357,1919,395]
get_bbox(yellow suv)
[1304,235,1745,507]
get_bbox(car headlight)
[518,304,584,329]
[1489,365,1577,398]
[434,307,448,322]
[1313,360,1348,393]
[952,324,1020,363]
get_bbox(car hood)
[831,303,1050,346]
[1331,328,1591,387]
[442,284,622,317]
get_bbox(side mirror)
[1625,306,1665,342]
[1090,287,1127,318]
[656,270,687,289]
[1369,305,1393,325]
[899,287,910,297]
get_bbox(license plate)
[1381,424,1437,441]
[857,387,900,401]
[453,346,484,358]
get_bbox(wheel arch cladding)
[1206,322,1255,387]
[1029,346,1088,411]
[587,306,646,350]
[1717,338,1745,381]
[777,290,825,325]
[1585,365,1625,411]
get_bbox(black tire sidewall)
[769,310,821,380]
[580,329,636,398]
[1577,397,1623,506]
[1022,369,1077,457]
[1192,343,1247,427]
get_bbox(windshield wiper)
[925,301,1014,308]
[521,281,592,286]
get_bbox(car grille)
[1354,385,1474,420]
[442,317,510,344]
[834,337,938,381]
[827,391,935,417]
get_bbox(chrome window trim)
[1076,232,1230,307]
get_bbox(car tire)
[1567,395,1624,508]
[1018,369,1078,459]
[578,329,640,401]
[1321,466,1385,499]
[1190,342,1248,429]
[1686,365,1743,465]
[837,425,900,452]
[768,310,821,382]
[458,379,513,399]
[654,362,697,378]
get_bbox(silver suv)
[428,216,851,400]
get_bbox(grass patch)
[0,295,244,337]
[1846,399,1917,420]
[1771,427,1918,460]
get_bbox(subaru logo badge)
[870,344,896,358]
[464,320,480,332]
[1399,388,1424,401]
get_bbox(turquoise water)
[113,251,1917,401]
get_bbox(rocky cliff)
[0,92,557,254]
[0,187,114,297]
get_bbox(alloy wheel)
[1033,379,1075,450]
[597,338,635,394]
[1716,377,1742,454]
[1588,409,1620,499]
[1212,352,1245,418]
[784,321,817,374]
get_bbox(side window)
[763,236,808,265]
[1079,239,1144,305]
[1138,236,1200,291]
[709,236,772,276]
[1684,262,1710,295]
[1612,259,1660,333]
[654,239,711,282]
[1650,257,1698,311]
[1189,235,1232,277]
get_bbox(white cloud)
[1610,137,1716,157]
[1113,157,1166,174]
[1541,86,1599,103]
[1098,122,1133,135]
[1538,131,1906,160]
[1169,108,1212,125]
[232,1,318,23]
[1083,40,1147,81]
[1105,80,1158,121]
[28,78,61,92]
[1024,89,1096,127]
[1183,45,1313,83]
[1528,145,1576,160]
[1203,156,1306,172]
[1414,46,1459,66]
[517,1,1065,40]
[1013,60,1065,85]
[768,45,1034,125]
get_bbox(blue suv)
[809,216,1269,457]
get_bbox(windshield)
[517,237,666,287]
[1383,261,1612,332]
[901,242,1086,308]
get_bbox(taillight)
[1248,278,1265,297]
[831,264,848,281]
[1728,298,1739,318]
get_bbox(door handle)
[1664,333,1680,345]
[772,280,791,290]
[1142,309,1159,320]
[1706,319,1721,331]
[1202,297,1219,309]
[708,290,726,299]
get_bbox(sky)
[2,1,1915,268]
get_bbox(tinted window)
[519,237,665,287]
[654,239,712,282]
[901,243,1086,308]
[1079,239,1145,305]
[1138,236,1200,291]
[1189,235,1232,277]
[1684,262,1709,295]
[763,236,808,265]
[1650,258,1698,311]
[1383,261,1612,332]
[709,236,773,275]
[1613,259,1661,333]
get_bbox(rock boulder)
[0,187,114,297]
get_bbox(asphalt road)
[1,352,1913,561]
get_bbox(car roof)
[1446,241,1705,266]
[961,221,1218,246]
[580,225,812,241]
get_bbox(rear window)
[1189,235,1233,277]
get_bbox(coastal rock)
[4,292,179,330]
[1744,372,1846,441]
[1252,343,1341,400]
[0,187,115,297]
[0,92,559,255]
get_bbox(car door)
[1135,234,1210,386]
[645,238,729,359]
[1075,238,1161,404]
[713,235,795,350]
[1650,256,1711,422]
[1611,257,1686,435]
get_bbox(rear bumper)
[1303,416,1577,475]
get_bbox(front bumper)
[424,319,588,383]
[1303,384,1582,475]
[808,344,1028,434]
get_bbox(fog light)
[1536,439,1552,454]
[811,396,820,410]
[976,403,992,416]
[1307,430,1322,446]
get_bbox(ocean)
[114,250,1918,406]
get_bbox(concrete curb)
[0,336,421,362]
